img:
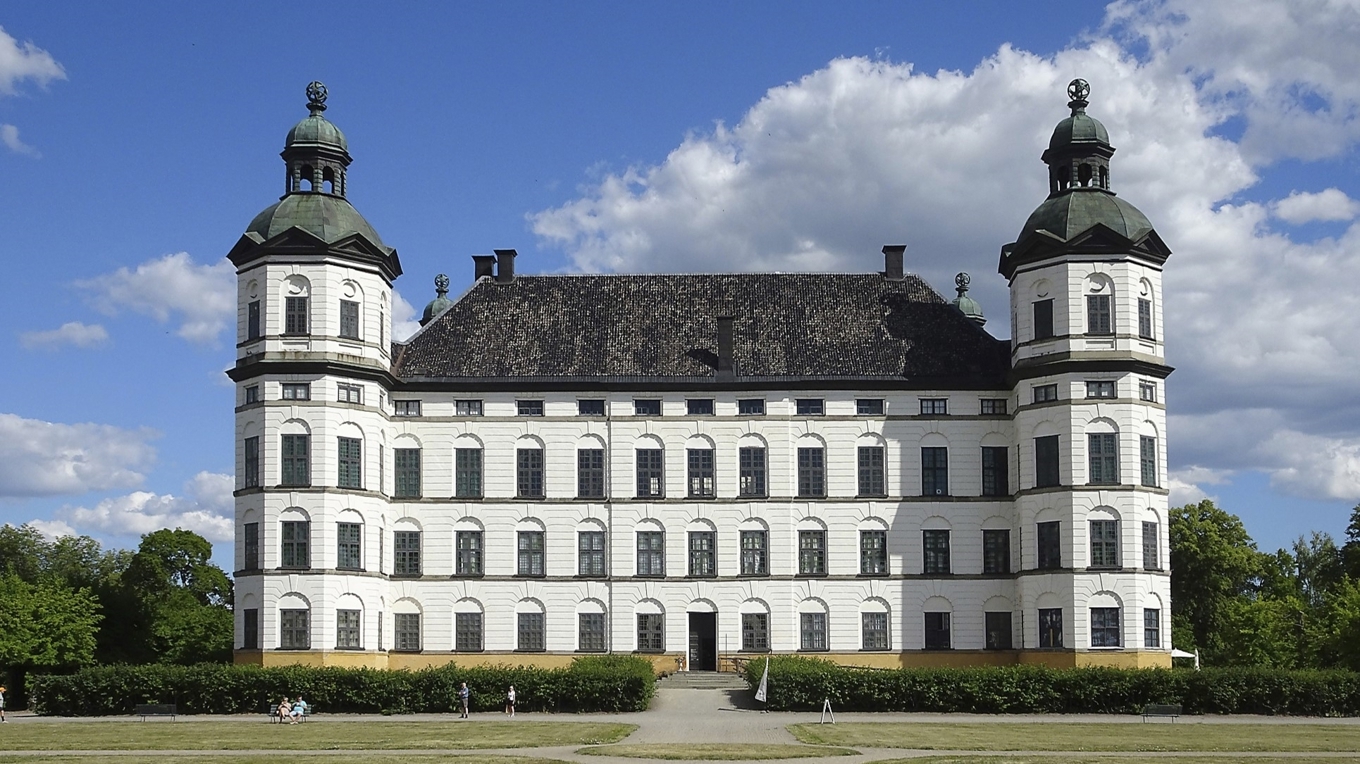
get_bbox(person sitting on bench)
[275,696,291,722]
[290,695,308,722]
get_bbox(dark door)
[688,612,717,670]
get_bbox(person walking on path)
[505,685,516,717]
[458,682,470,719]
[1,684,7,722]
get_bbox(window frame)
[798,529,827,576]
[795,398,824,416]
[740,530,768,576]
[1037,521,1062,570]
[578,399,606,416]
[1033,384,1058,404]
[337,522,362,570]
[455,399,483,416]
[279,608,310,649]
[985,611,1013,650]
[1033,298,1054,340]
[337,436,363,490]
[394,612,421,652]
[799,612,828,651]
[922,529,951,574]
[516,399,544,417]
[284,295,309,336]
[243,436,260,488]
[637,613,665,652]
[578,530,606,577]
[636,531,665,577]
[281,434,311,487]
[1090,607,1121,648]
[394,447,422,499]
[281,520,310,569]
[859,529,888,575]
[856,398,885,415]
[1089,519,1119,569]
[1087,293,1113,335]
[797,447,826,498]
[577,448,606,499]
[337,383,363,405]
[981,445,1009,497]
[857,445,886,497]
[1038,607,1064,648]
[1088,432,1120,485]
[517,612,546,652]
[686,398,715,416]
[392,530,422,577]
[633,399,662,416]
[1139,381,1158,403]
[246,300,261,341]
[687,530,716,577]
[737,398,766,416]
[578,613,607,653]
[1085,380,1116,399]
[919,398,948,415]
[243,522,260,570]
[455,612,483,652]
[1035,435,1060,488]
[1140,436,1159,487]
[742,612,770,651]
[1144,608,1161,648]
[636,448,665,498]
[243,608,259,650]
[921,446,949,496]
[861,611,890,651]
[1138,297,1154,340]
[517,447,545,499]
[336,609,362,649]
[923,612,951,650]
[281,382,311,401]
[517,530,546,577]
[738,447,767,497]
[339,299,360,340]
[982,528,1011,574]
[980,398,1007,415]
[455,448,483,499]
[687,448,715,498]
[455,530,484,577]
[1143,521,1161,571]
[394,399,422,417]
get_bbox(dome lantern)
[1041,78,1115,196]
[281,81,352,197]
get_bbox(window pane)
[923,529,950,574]
[860,530,887,575]
[281,521,310,568]
[243,522,260,570]
[742,613,769,651]
[1144,608,1161,648]
[1138,298,1154,339]
[858,446,885,497]
[1091,607,1121,647]
[797,448,825,497]
[739,447,766,497]
[579,531,606,576]
[636,449,664,498]
[983,529,1010,574]
[281,434,311,487]
[799,612,827,651]
[337,437,362,489]
[856,398,884,415]
[243,608,259,650]
[518,612,545,651]
[246,300,261,341]
[455,399,483,416]
[798,530,826,575]
[634,399,661,416]
[862,612,890,650]
[456,612,483,652]
[243,436,260,488]
[517,531,545,576]
[737,399,765,416]
[687,398,714,415]
[456,531,483,576]
[578,399,605,416]
[339,299,360,339]
[920,398,947,415]
[795,398,824,416]
[1039,608,1063,648]
[517,448,545,498]
[985,611,1013,650]
[517,399,544,416]
[1033,299,1054,340]
[455,448,482,498]
[337,609,361,649]
[578,613,607,652]
[687,449,715,497]
[688,531,716,576]
[924,612,951,649]
[637,613,665,652]
[394,613,421,652]
[981,446,1008,496]
[285,296,309,335]
[1140,436,1158,487]
[337,522,362,570]
[280,609,310,649]
[1035,435,1060,487]
[1090,519,1119,568]
[1037,521,1062,569]
[393,530,421,576]
[578,449,605,498]
[921,447,948,496]
[395,448,422,499]
[740,530,768,575]
[636,531,665,576]
[1087,294,1113,335]
[1143,522,1160,570]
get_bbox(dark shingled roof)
[393,273,1010,387]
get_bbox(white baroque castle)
[231,80,1172,671]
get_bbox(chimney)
[494,249,517,283]
[472,255,496,280]
[716,316,735,379]
[882,245,905,281]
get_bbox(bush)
[740,656,1360,716]
[28,656,655,716]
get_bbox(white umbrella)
[1170,647,1200,670]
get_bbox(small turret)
[421,274,454,326]
[951,272,985,326]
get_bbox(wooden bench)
[1142,703,1182,722]
[268,704,312,722]
[134,703,177,721]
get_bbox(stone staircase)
[657,671,750,690]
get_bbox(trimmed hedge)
[740,656,1360,716]
[28,655,655,716]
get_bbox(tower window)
[246,300,261,341]
[339,300,360,339]
[1078,162,1093,187]
[1087,294,1113,335]
[1138,298,1154,339]
[322,166,336,194]
[1033,299,1054,340]
[284,296,309,335]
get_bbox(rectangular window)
[798,530,827,575]
[1087,294,1113,335]
[243,608,259,650]
[1039,608,1064,648]
[687,398,714,416]
[1143,521,1161,570]
[858,446,886,497]
[337,437,362,489]
[337,522,362,570]
[394,448,422,499]
[337,609,361,649]
[1037,521,1062,569]
[517,612,545,651]
[517,399,544,417]
[578,449,605,499]
[579,613,607,652]
[980,398,1007,414]
[1035,435,1060,488]
[579,530,606,577]
[862,612,890,651]
[797,447,826,497]
[921,447,949,496]
[634,399,662,416]
[517,531,545,577]
[246,300,261,341]
[1140,436,1159,487]
[517,448,545,498]
[1138,298,1154,339]
[738,398,766,416]
[282,382,311,400]
[1088,433,1119,485]
[982,446,1009,497]
[688,531,716,577]
[636,448,665,498]
[740,530,768,576]
[795,398,824,416]
[742,613,770,651]
[860,530,887,575]
[920,398,948,415]
[337,383,363,404]
[1144,608,1161,648]
[340,299,360,339]
[456,531,483,576]
[284,296,309,335]
[637,614,664,652]
[1033,298,1054,340]
[1090,519,1119,569]
[281,521,310,568]
[394,612,421,652]
[800,612,828,651]
[924,612,951,650]
[1139,381,1158,402]
[455,448,482,499]
[393,530,422,576]
[636,531,665,576]
[280,609,310,649]
[985,611,1013,650]
[923,529,951,574]
[1086,380,1116,398]
[578,399,605,416]
[394,399,421,417]
[856,398,884,415]
[243,522,259,570]
[739,447,766,497]
[1091,607,1121,647]
[983,529,1011,574]
[1033,384,1058,404]
[244,385,260,405]
[455,399,482,416]
[687,449,715,497]
[243,436,260,488]
[282,432,311,483]
[455,613,483,652]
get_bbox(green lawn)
[0,758,572,764]
[882,758,1357,764]
[790,722,1360,752]
[579,744,859,759]
[0,720,635,751]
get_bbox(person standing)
[458,682,470,719]
[1,684,7,722]
[505,685,516,717]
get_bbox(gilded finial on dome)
[306,81,328,114]
[435,273,450,297]
[1067,78,1090,114]
[954,272,971,295]
[952,272,985,327]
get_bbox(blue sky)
[2,1,1358,566]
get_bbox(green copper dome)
[286,113,348,151]
[1019,189,1152,243]
[246,193,385,247]
[1048,111,1109,152]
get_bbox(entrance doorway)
[688,612,717,671]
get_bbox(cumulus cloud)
[391,289,421,342]
[0,413,157,498]
[0,26,64,95]
[1,123,38,157]
[19,321,108,350]
[56,471,234,543]
[1273,188,1360,224]
[78,252,235,345]
[27,519,76,539]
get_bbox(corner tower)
[1001,80,1173,665]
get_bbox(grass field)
[0,758,573,764]
[0,720,635,751]
[578,744,858,759]
[886,758,1359,764]
[788,722,1360,753]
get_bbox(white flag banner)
[755,656,769,703]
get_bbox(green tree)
[1343,504,1360,581]
[122,529,234,664]
[1169,499,1263,661]
[1316,577,1360,671]
[0,572,103,708]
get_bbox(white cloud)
[391,289,421,342]
[26,519,76,539]
[1272,188,1360,224]
[19,321,108,350]
[56,471,234,543]
[78,252,235,345]
[0,413,157,498]
[0,26,64,96]
[1,123,38,157]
